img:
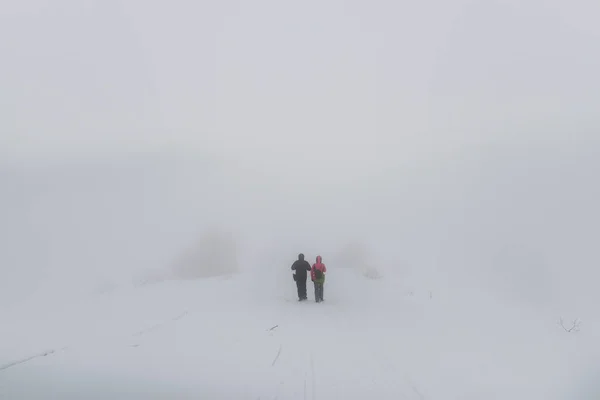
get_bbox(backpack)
[314,267,323,280]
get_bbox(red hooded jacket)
[311,255,327,281]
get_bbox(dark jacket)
[291,255,311,280]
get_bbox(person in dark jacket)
[291,253,311,301]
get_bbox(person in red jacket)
[311,255,327,302]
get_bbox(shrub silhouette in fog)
[335,241,382,279]
[334,241,369,269]
[172,229,238,280]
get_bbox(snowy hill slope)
[1,265,597,399]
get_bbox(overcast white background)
[1,1,600,396]
[2,0,599,171]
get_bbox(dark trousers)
[296,279,307,300]
[314,282,324,302]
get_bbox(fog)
[2,142,598,317]
[1,0,600,397]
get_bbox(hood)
[298,253,304,261]
[316,255,322,263]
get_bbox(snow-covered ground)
[1,263,598,399]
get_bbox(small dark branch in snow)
[133,322,164,337]
[404,375,425,399]
[0,347,67,372]
[268,325,279,331]
[172,311,188,321]
[271,345,282,366]
[134,311,189,337]
[410,381,425,400]
[304,372,307,400]
[310,353,316,400]
[559,317,581,332]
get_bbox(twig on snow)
[271,345,282,366]
[559,317,581,333]
[0,347,68,372]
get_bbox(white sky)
[1,0,599,178]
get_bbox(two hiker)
[291,254,327,302]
